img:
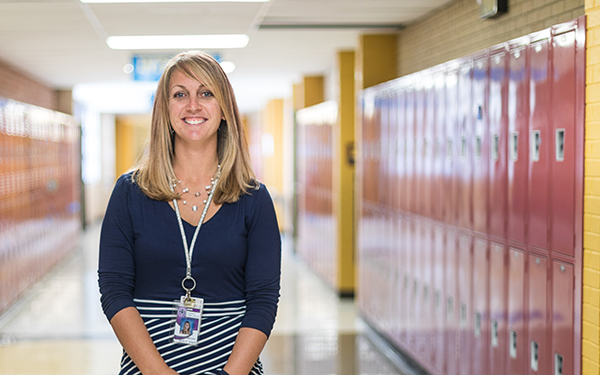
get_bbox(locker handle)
[491,319,499,347]
[492,134,499,162]
[460,303,467,327]
[447,297,454,321]
[556,129,565,162]
[461,135,467,158]
[510,132,519,161]
[555,353,563,375]
[435,290,442,312]
[531,130,541,162]
[474,311,481,337]
[346,142,355,165]
[531,341,539,371]
[510,330,518,358]
[423,285,429,304]
[476,136,482,159]
[447,138,453,160]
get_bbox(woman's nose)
[187,97,202,111]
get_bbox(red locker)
[397,88,408,213]
[489,48,509,240]
[415,79,425,216]
[457,63,473,230]
[550,29,577,258]
[399,216,410,345]
[405,85,416,214]
[489,243,507,375]
[528,255,548,375]
[458,234,472,375]
[445,229,458,375]
[407,218,418,351]
[528,36,550,251]
[472,56,489,235]
[507,44,529,246]
[423,79,435,218]
[472,237,489,375]
[418,221,433,363]
[552,261,574,375]
[432,224,446,373]
[507,248,526,375]
[433,70,446,222]
[444,68,459,225]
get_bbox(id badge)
[170,296,204,345]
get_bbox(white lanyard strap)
[172,168,220,296]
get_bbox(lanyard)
[172,168,220,302]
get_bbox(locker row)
[358,213,574,375]
[296,102,337,289]
[359,17,584,259]
[0,97,82,316]
[356,18,584,375]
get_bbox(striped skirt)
[118,298,264,375]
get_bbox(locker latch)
[555,353,563,375]
[531,130,541,162]
[492,133,499,162]
[556,129,565,162]
[474,311,481,337]
[491,319,499,347]
[510,330,517,358]
[510,132,519,161]
[531,341,539,371]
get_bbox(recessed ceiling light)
[107,35,249,50]
[82,0,268,3]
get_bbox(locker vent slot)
[510,330,517,358]
[492,134,499,162]
[491,319,499,347]
[531,341,539,371]
[556,129,565,162]
[531,130,541,162]
[510,132,519,161]
[474,311,481,337]
[555,353,563,375]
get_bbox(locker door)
[445,69,459,225]
[408,218,418,352]
[528,255,548,375]
[552,261,574,375]
[432,225,446,373]
[423,78,435,218]
[507,45,529,246]
[472,57,489,235]
[550,30,577,258]
[405,86,416,214]
[445,229,459,375]
[433,71,446,221]
[507,248,526,375]
[489,243,507,375]
[528,38,550,251]
[397,89,408,212]
[418,221,433,363]
[472,237,489,375]
[457,63,473,230]
[399,216,409,345]
[458,234,473,375]
[489,50,508,240]
[415,80,425,216]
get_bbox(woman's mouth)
[183,117,206,125]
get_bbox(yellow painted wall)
[263,99,285,230]
[585,5,600,374]
[115,115,150,178]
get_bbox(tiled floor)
[0,222,407,375]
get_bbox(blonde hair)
[132,50,256,204]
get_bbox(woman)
[98,51,281,375]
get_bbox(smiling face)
[168,69,224,148]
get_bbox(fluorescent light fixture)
[83,0,268,3]
[107,34,249,50]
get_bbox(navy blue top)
[98,173,281,337]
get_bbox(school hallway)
[0,222,412,375]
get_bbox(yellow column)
[355,34,398,90]
[584,4,600,374]
[335,51,356,296]
[263,99,285,230]
[295,76,325,110]
[115,115,150,178]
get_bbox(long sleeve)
[240,184,282,337]
[98,174,137,321]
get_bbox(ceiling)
[0,0,451,114]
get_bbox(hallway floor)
[0,222,408,375]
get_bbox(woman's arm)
[111,307,179,375]
[222,327,268,375]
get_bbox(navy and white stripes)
[118,298,264,375]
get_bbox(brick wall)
[0,58,57,110]
[585,2,600,374]
[398,0,584,76]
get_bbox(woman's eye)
[173,91,186,98]
[200,91,213,98]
